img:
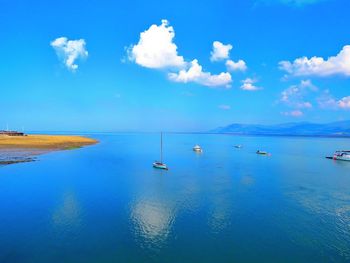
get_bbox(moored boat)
[153,132,168,170]
[256,150,269,155]
[193,144,203,152]
[326,150,350,161]
[152,161,168,169]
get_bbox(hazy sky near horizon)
[1,0,349,132]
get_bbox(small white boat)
[193,144,203,152]
[234,145,242,148]
[326,150,350,161]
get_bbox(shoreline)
[0,135,98,165]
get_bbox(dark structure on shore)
[0,131,25,136]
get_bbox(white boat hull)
[327,151,350,161]
[153,162,168,169]
[193,145,203,152]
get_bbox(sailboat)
[153,132,168,170]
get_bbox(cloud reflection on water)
[285,187,350,259]
[52,191,81,227]
[131,199,175,250]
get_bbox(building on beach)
[0,131,25,136]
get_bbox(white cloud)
[218,104,231,110]
[210,41,233,62]
[181,91,194,97]
[317,90,337,109]
[258,0,326,6]
[297,101,312,108]
[168,59,232,87]
[128,20,185,69]
[320,92,350,110]
[338,96,350,109]
[279,45,350,77]
[240,78,261,91]
[281,110,304,117]
[51,37,88,71]
[280,82,350,111]
[128,20,233,87]
[280,80,316,108]
[226,59,247,71]
[296,87,350,112]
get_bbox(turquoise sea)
[0,133,350,262]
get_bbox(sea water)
[0,133,349,262]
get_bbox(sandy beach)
[0,134,98,149]
[0,135,98,165]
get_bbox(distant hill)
[211,120,350,137]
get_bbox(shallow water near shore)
[0,148,47,165]
[0,133,349,262]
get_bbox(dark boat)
[256,150,269,155]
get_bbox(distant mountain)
[211,120,350,136]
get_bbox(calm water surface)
[0,133,349,263]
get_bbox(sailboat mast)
[160,132,163,163]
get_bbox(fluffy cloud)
[51,37,88,71]
[281,110,304,117]
[279,45,350,77]
[318,91,350,110]
[210,41,233,62]
[128,20,232,87]
[280,81,350,111]
[280,80,316,108]
[240,78,261,91]
[226,59,247,71]
[338,96,350,109]
[211,41,247,72]
[218,104,231,110]
[168,59,232,87]
[128,20,185,69]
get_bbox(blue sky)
[1,0,349,132]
